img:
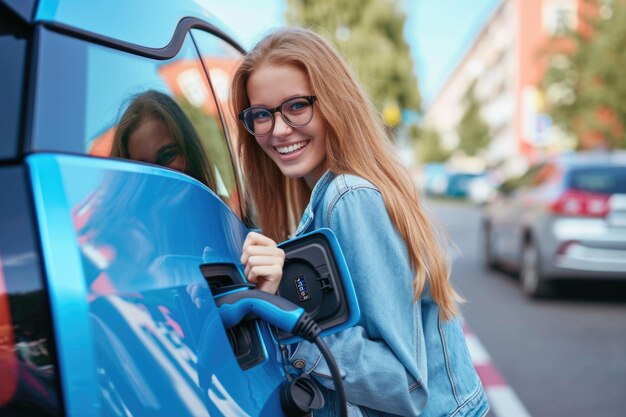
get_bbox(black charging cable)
[292,313,348,417]
[314,336,347,417]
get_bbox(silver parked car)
[482,151,626,297]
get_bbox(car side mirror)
[276,228,360,344]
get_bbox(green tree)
[456,82,490,156]
[286,0,421,129]
[543,0,626,149]
[414,126,450,163]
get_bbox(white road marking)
[464,322,533,417]
[487,387,533,417]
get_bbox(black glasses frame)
[238,96,317,136]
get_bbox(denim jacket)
[286,172,489,417]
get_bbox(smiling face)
[127,117,187,173]
[246,64,328,189]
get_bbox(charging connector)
[214,289,348,417]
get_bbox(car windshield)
[567,166,626,194]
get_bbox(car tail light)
[0,255,19,407]
[550,189,610,217]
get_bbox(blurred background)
[210,0,625,188]
[209,1,626,416]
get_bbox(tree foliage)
[456,81,490,156]
[286,0,421,120]
[414,125,450,163]
[543,0,626,149]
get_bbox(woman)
[232,27,489,416]
[111,89,216,190]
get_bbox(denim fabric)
[287,172,489,417]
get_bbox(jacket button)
[293,359,306,369]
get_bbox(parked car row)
[481,151,626,298]
[419,163,497,203]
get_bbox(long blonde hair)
[231,27,461,319]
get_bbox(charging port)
[200,264,264,370]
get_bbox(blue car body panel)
[1,1,360,414]
[27,153,287,416]
[28,154,99,415]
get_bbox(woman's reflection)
[111,89,216,190]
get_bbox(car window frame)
[29,24,247,220]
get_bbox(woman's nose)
[272,113,293,137]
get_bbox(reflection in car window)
[31,28,242,218]
[192,29,247,220]
[568,166,626,194]
[532,163,558,187]
[110,90,217,190]
[191,30,242,150]
[499,164,543,194]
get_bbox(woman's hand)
[240,231,285,294]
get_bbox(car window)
[191,29,247,220]
[568,166,626,194]
[0,11,28,159]
[532,163,560,187]
[499,163,544,195]
[191,30,242,148]
[30,28,243,218]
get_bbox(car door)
[25,23,288,416]
[488,165,544,266]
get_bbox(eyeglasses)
[238,96,317,136]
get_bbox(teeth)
[277,141,307,154]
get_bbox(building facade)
[423,0,584,176]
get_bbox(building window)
[543,0,577,36]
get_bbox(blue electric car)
[0,1,358,416]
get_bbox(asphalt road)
[428,199,626,417]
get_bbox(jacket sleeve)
[287,186,428,416]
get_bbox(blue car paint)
[28,153,288,416]
[28,154,98,415]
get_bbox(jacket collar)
[295,170,335,236]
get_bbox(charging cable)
[215,289,348,417]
